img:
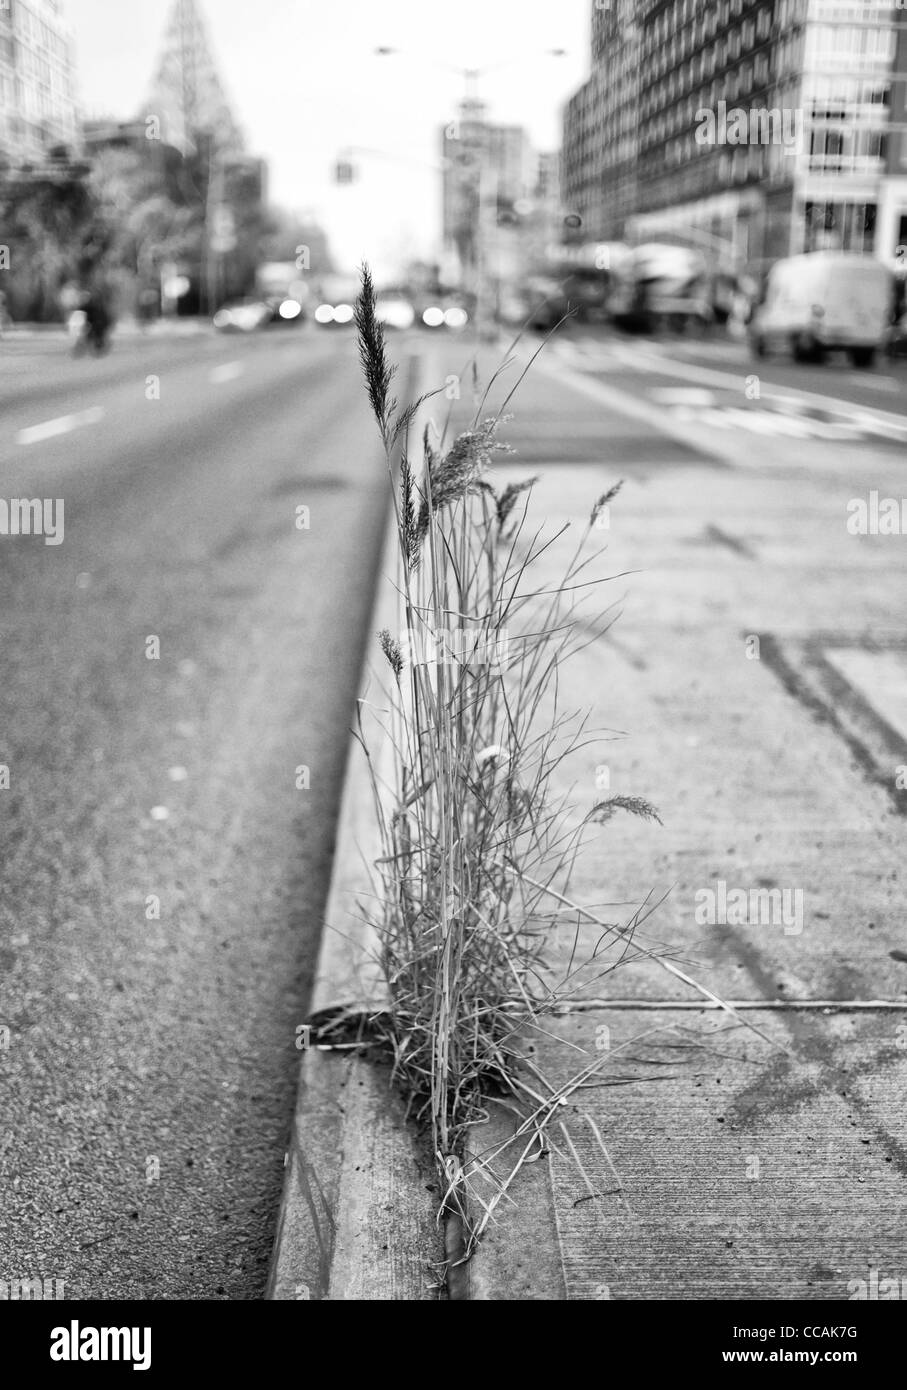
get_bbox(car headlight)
[423,306,444,327]
[333,303,355,324]
[279,299,303,320]
[315,304,335,324]
[444,307,468,329]
[378,303,415,330]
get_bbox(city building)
[561,0,641,244]
[562,0,907,267]
[441,98,536,278]
[776,0,902,260]
[631,0,779,263]
[883,14,907,258]
[0,0,80,166]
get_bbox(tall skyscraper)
[144,0,243,157]
[0,0,80,166]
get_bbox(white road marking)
[824,648,907,745]
[209,361,244,384]
[716,408,789,436]
[728,406,862,440]
[608,341,907,441]
[660,395,856,439]
[16,406,105,446]
[648,387,717,406]
[839,410,907,441]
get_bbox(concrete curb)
[461,1111,567,1301]
[266,353,443,1301]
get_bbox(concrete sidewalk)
[458,348,907,1300]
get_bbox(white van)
[749,252,894,367]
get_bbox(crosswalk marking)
[660,399,877,441]
[645,389,891,441]
[569,335,907,443]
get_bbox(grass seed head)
[591,481,624,527]
[355,262,397,439]
[378,628,404,679]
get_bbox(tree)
[88,144,204,311]
[0,162,102,320]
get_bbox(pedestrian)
[83,288,113,355]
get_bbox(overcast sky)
[66,0,591,274]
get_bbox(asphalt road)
[0,325,394,1299]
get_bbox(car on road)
[749,252,894,367]
[608,243,713,334]
[255,262,310,327]
[313,276,359,328]
[213,298,275,333]
[313,301,356,326]
[262,295,306,325]
[511,276,570,332]
[416,294,471,331]
[375,289,416,331]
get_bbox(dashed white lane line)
[209,361,244,384]
[16,406,105,446]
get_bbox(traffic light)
[496,196,517,227]
[497,196,535,227]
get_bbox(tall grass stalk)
[351,265,755,1273]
